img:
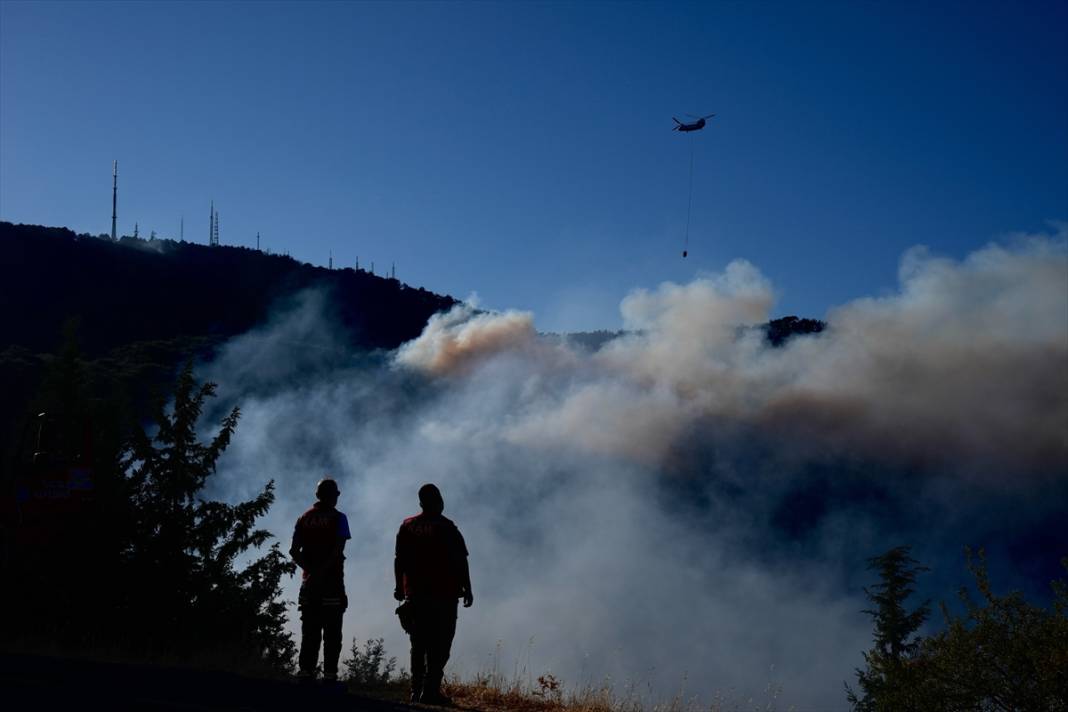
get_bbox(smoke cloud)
[396,305,539,376]
[202,228,1067,710]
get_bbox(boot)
[420,691,452,706]
[420,678,452,707]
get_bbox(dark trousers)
[298,586,346,676]
[408,598,458,695]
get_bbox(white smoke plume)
[202,228,1067,710]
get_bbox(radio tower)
[209,201,219,246]
[111,161,118,240]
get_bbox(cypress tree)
[847,545,931,711]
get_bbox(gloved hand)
[462,589,474,608]
[393,588,405,602]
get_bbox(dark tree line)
[0,221,457,358]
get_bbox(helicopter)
[672,113,715,132]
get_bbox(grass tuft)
[341,640,793,712]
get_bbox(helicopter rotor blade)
[702,113,716,120]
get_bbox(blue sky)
[2,0,1066,332]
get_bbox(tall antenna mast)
[256,231,260,251]
[209,201,219,246]
[111,160,118,240]
[329,250,333,270]
[391,262,395,279]
[180,216,184,241]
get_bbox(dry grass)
[439,667,791,712]
[343,639,793,712]
[444,673,645,712]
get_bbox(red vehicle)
[2,412,97,574]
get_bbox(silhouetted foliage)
[848,546,931,710]
[915,549,1068,710]
[764,315,825,346]
[343,637,400,686]
[848,547,1068,711]
[118,362,296,671]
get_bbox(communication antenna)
[329,250,333,270]
[391,262,395,280]
[355,256,359,270]
[209,203,219,246]
[133,222,139,239]
[111,161,118,240]
[180,216,184,241]
[256,231,260,251]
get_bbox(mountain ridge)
[1,221,459,357]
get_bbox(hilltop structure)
[110,160,118,240]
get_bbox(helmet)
[316,477,340,499]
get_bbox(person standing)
[290,477,351,682]
[394,484,473,704]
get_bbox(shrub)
[918,549,1068,710]
[343,637,399,685]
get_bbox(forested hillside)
[0,221,458,464]
[1,221,457,356]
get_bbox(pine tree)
[848,545,931,711]
[119,361,296,671]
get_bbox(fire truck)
[1,412,97,582]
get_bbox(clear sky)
[2,0,1066,332]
